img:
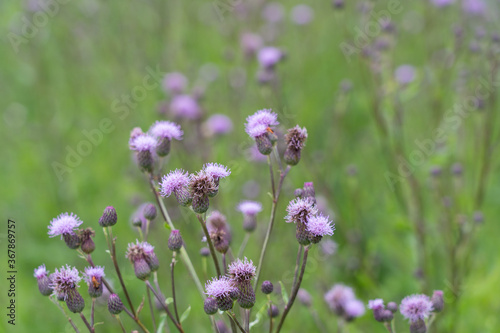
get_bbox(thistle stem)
[146,286,157,332]
[275,246,310,333]
[80,312,94,333]
[91,298,95,328]
[171,253,181,323]
[245,309,250,332]
[145,280,184,333]
[197,214,222,277]
[384,322,393,333]
[291,246,303,290]
[237,233,250,259]
[222,253,227,274]
[227,312,246,333]
[149,176,205,297]
[50,296,80,333]
[115,315,127,333]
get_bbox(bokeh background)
[2,0,500,332]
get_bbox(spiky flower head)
[168,229,183,252]
[125,240,147,263]
[99,206,117,227]
[261,281,273,294]
[142,241,159,272]
[84,266,105,298]
[48,212,83,238]
[431,290,444,312]
[34,264,53,296]
[160,169,192,205]
[79,228,96,254]
[108,294,124,315]
[285,198,318,224]
[190,171,217,213]
[400,294,433,323]
[307,214,335,243]
[205,276,235,311]
[285,126,308,150]
[344,299,365,321]
[50,265,81,299]
[228,258,256,283]
[149,120,183,141]
[203,163,231,183]
[204,297,219,315]
[324,284,356,315]
[245,109,279,138]
[129,134,157,152]
[237,201,262,216]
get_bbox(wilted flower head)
[207,211,231,253]
[257,47,284,69]
[126,240,155,280]
[204,114,234,136]
[307,214,335,237]
[162,72,187,94]
[324,284,356,314]
[228,258,256,283]
[125,240,148,262]
[50,265,81,297]
[160,169,190,197]
[285,198,318,224]
[48,212,83,238]
[394,65,416,85]
[170,94,201,120]
[400,294,434,322]
[285,126,308,151]
[290,5,314,25]
[79,228,96,254]
[149,120,183,141]
[129,134,157,152]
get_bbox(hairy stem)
[237,233,250,259]
[115,315,127,333]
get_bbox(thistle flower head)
[34,264,49,279]
[400,294,434,322]
[257,47,284,68]
[190,171,218,197]
[285,126,308,150]
[207,211,231,254]
[344,299,365,320]
[160,169,190,197]
[204,114,234,135]
[108,294,124,315]
[50,265,81,297]
[170,94,201,120]
[99,206,117,227]
[149,120,183,140]
[205,276,235,299]
[228,258,256,283]
[84,266,105,283]
[285,198,318,224]
[129,134,157,152]
[237,201,262,216]
[162,72,187,94]
[324,284,355,313]
[203,163,231,180]
[125,240,148,262]
[48,212,83,238]
[306,214,335,237]
[368,299,385,311]
[245,109,279,138]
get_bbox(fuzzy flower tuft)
[125,240,148,262]
[129,134,157,152]
[400,294,434,322]
[285,126,308,150]
[149,121,183,140]
[50,265,81,296]
[190,171,218,197]
[368,299,385,310]
[306,214,335,237]
[228,258,256,283]
[245,109,279,138]
[84,266,105,283]
[285,198,318,224]
[160,169,190,197]
[48,212,83,238]
[203,163,231,180]
[205,276,235,298]
[34,264,49,279]
[237,201,263,216]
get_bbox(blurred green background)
[2,0,500,332]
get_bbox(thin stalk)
[171,253,181,323]
[253,165,291,290]
[222,253,227,274]
[268,155,276,197]
[291,246,303,290]
[115,315,127,333]
[237,233,251,259]
[384,322,393,333]
[245,309,250,332]
[144,219,151,241]
[146,286,157,332]
[275,246,310,333]
[145,280,184,333]
[149,176,205,297]
[197,214,222,276]
[268,302,273,333]
[80,313,94,333]
[227,312,246,333]
[91,298,95,328]
[50,296,80,333]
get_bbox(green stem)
[50,296,80,333]
[145,281,184,333]
[197,214,222,277]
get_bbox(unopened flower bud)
[63,233,81,250]
[268,304,280,318]
[156,137,171,157]
[143,203,157,220]
[99,206,117,227]
[410,318,427,333]
[134,258,151,280]
[192,195,210,214]
[145,253,160,272]
[303,182,316,204]
[200,247,210,257]
[431,290,444,312]
[168,230,183,251]
[387,302,398,313]
[294,188,304,198]
[255,133,274,155]
[38,275,53,296]
[80,228,96,254]
[261,281,274,294]
[381,309,393,322]
[204,297,219,315]
[108,294,124,315]
[66,289,85,313]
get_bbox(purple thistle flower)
[170,94,201,120]
[50,265,81,297]
[129,134,157,152]
[344,299,365,319]
[227,258,256,283]
[462,0,486,15]
[324,284,356,314]
[262,2,285,23]
[400,294,434,322]
[84,266,105,283]
[160,169,190,197]
[430,0,455,7]
[34,264,49,279]
[257,47,284,69]
[48,212,83,238]
[368,299,384,311]
[395,65,416,85]
[285,198,318,224]
[125,240,147,262]
[245,109,279,138]
[149,120,183,141]
[290,5,314,26]
[162,72,187,94]
[306,214,335,237]
[237,201,262,216]
[203,163,231,181]
[285,126,308,151]
[204,114,234,136]
[205,276,235,299]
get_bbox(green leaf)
[279,281,289,303]
[165,297,174,305]
[180,305,191,323]
[156,313,167,333]
[164,222,171,230]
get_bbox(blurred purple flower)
[394,65,416,85]
[129,134,157,152]
[257,47,284,69]
[462,0,486,15]
[149,120,183,140]
[430,0,455,7]
[290,5,314,25]
[262,3,285,23]
[400,294,433,322]
[240,33,263,57]
[170,94,201,120]
[204,114,233,136]
[237,201,262,216]
[162,72,187,94]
